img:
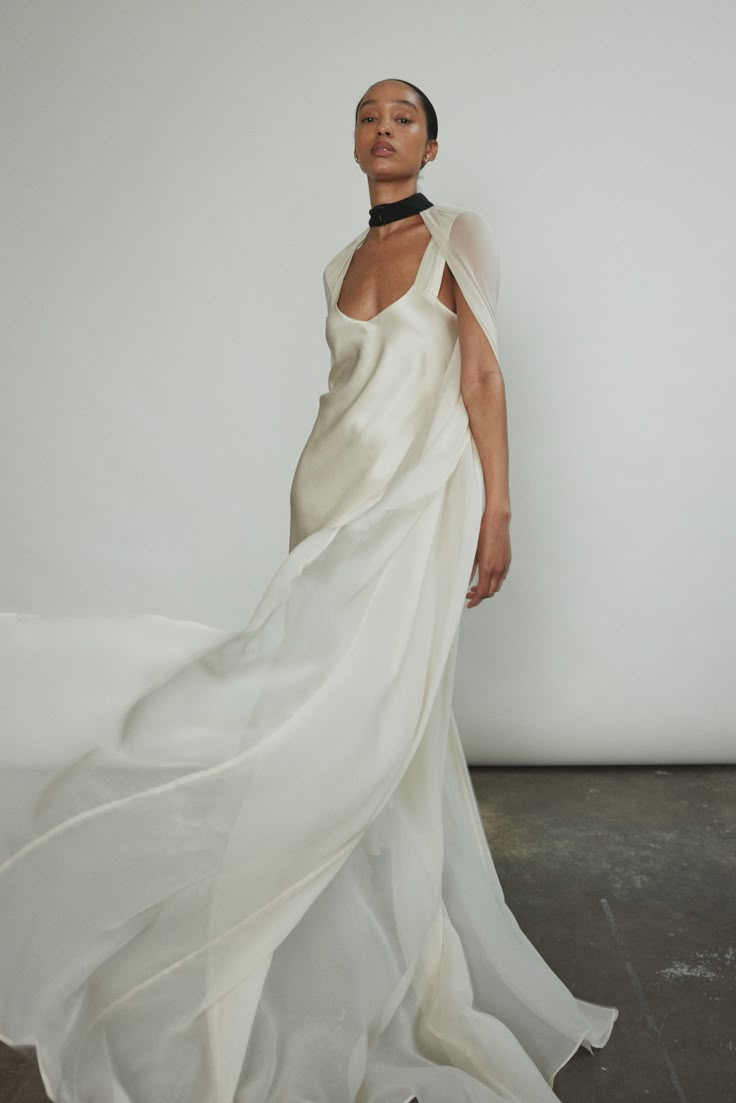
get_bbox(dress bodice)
[289,236,463,550]
[326,233,456,374]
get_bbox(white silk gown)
[0,204,618,1103]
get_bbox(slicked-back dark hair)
[355,79,438,141]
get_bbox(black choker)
[368,192,433,227]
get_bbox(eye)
[360,115,376,123]
[397,116,413,124]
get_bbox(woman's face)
[354,80,436,181]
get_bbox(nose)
[377,120,391,135]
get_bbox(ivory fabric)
[0,205,618,1103]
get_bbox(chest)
[336,229,456,323]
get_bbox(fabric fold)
[0,204,617,1102]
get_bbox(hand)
[466,510,511,609]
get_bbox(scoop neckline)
[334,233,435,325]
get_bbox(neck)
[367,179,420,207]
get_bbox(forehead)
[358,82,419,110]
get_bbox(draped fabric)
[0,205,617,1103]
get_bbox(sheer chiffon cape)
[0,204,617,1103]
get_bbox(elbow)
[460,366,504,402]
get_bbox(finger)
[486,564,509,597]
[477,567,493,600]
[467,581,487,608]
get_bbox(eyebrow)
[358,98,418,111]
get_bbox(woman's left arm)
[455,279,512,608]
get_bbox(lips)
[371,142,395,155]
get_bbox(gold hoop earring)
[354,153,359,162]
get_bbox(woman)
[0,79,618,1102]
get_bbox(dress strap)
[417,237,447,298]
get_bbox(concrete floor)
[1,764,734,1102]
[476,764,736,1103]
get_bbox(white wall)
[1,0,734,763]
